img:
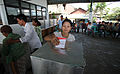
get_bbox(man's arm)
[6,38,21,45]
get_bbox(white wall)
[0,0,3,4]
[24,0,47,8]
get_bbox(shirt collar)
[22,23,28,32]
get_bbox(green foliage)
[112,7,120,19]
[87,2,107,18]
[93,17,97,22]
[104,8,110,15]
[52,12,56,19]
[105,7,120,20]
[97,3,106,18]
[87,2,120,21]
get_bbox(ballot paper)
[55,37,66,48]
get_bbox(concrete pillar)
[89,0,93,23]
[0,0,8,25]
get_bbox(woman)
[44,19,75,54]
[32,18,43,44]
[44,19,75,46]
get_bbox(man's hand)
[6,38,20,45]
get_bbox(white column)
[89,0,93,23]
[0,0,8,25]
[89,12,93,22]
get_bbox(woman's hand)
[50,36,60,46]
[44,34,60,46]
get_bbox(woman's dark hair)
[16,14,27,22]
[32,18,41,26]
[0,25,12,33]
[62,19,72,26]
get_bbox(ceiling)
[47,0,120,4]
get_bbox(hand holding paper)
[50,36,60,46]
[55,37,66,48]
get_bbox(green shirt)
[2,33,25,64]
[35,26,43,42]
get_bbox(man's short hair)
[61,15,63,17]
[16,14,27,22]
[0,25,12,33]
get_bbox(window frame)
[3,0,47,24]
[0,14,3,25]
[30,4,37,19]
[4,0,20,24]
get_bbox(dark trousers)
[113,31,119,38]
[77,27,80,33]
[99,29,106,37]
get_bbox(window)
[4,0,19,7]
[42,7,47,19]
[22,9,29,16]
[7,7,20,15]
[4,0,48,24]
[6,7,20,24]
[37,6,42,20]
[31,4,36,19]
[0,13,3,25]
[21,2,29,9]
[21,2,31,21]
[4,0,19,24]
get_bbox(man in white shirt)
[17,14,42,51]
[58,15,64,30]
[7,14,42,52]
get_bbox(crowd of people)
[71,19,120,38]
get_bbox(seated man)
[87,22,94,36]
[113,23,120,38]
[0,25,26,74]
[98,21,106,37]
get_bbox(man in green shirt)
[0,25,26,74]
